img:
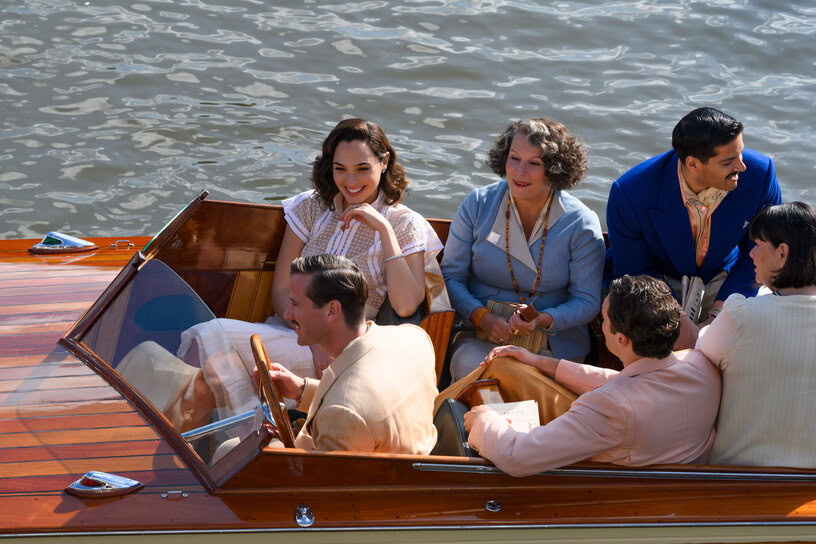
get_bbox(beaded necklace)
[505,190,554,304]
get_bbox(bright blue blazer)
[606,148,782,301]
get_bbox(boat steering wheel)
[250,334,297,448]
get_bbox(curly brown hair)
[607,275,681,359]
[486,118,588,191]
[311,119,408,209]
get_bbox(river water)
[1,0,815,239]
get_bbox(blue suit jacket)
[442,181,605,360]
[606,148,781,301]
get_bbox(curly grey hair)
[486,118,588,191]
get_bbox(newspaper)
[681,275,705,324]
[483,400,540,432]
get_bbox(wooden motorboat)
[3,192,816,543]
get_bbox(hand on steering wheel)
[250,334,297,448]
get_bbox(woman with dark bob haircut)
[173,120,446,429]
[441,118,605,381]
[697,201,816,469]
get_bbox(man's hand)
[266,362,306,401]
[463,404,493,432]
[674,311,700,351]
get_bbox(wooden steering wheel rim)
[250,334,297,448]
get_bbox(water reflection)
[0,0,814,238]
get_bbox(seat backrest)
[430,398,479,457]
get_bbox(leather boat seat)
[430,398,479,457]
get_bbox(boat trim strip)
[412,462,816,482]
[6,520,816,538]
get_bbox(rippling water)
[1,0,814,239]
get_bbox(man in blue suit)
[606,107,781,323]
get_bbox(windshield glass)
[78,258,262,466]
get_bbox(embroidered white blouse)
[282,189,444,319]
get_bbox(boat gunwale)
[6,519,816,539]
[413,462,816,482]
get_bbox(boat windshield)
[78,258,263,466]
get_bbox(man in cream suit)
[267,254,438,454]
[464,275,720,476]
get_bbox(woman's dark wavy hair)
[486,118,588,191]
[311,118,408,210]
[748,202,816,289]
[607,275,681,359]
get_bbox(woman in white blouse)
[696,201,816,468]
[174,119,444,421]
[273,119,439,335]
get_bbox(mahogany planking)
[0,311,87,328]
[0,373,110,394]
[0,283,114,299]
[0,411,147,434]
[0,274,124,290]
[0,362,96,381]
[0,470,202,494]
[0,236,209,534]
[3,425,160,448]
[0,439,173,463]
[0,352,85,369]
[1,331,83,356]
[0,399,133,419]
[0,453,186,479]
[0,299,103,314]
[0,385,122,406]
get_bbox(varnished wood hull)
[2,200,816,543]
[5,525,816,544]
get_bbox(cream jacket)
[295,323,438,454]
[697,293,816,467]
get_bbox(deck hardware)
[29,231,99,254]
[485,500,503,512]
[295,504,314,527]
[65,471,143,498]
[161,491,189,500]
[110,239,135,249]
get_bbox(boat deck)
[0,238,214,533]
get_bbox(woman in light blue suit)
[442,118,605,381]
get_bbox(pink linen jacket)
[467,350,721,476]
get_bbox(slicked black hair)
[672,107,743,164]
[291,254,368,327]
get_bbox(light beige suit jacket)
[294,323,438,454]
[468,350,721,476]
